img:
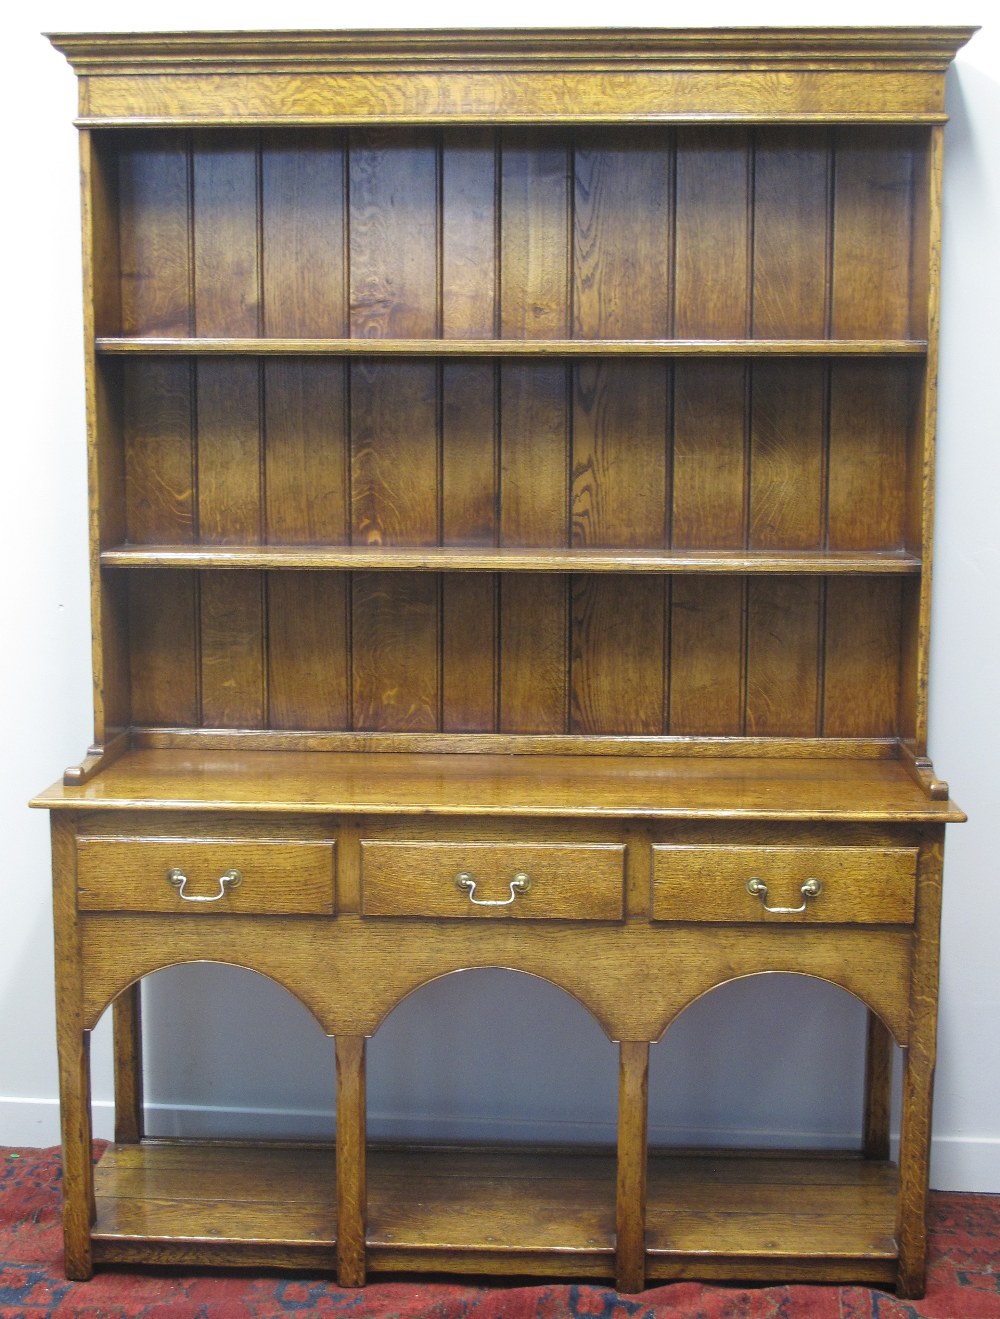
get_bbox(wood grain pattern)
[261,131,346,337]
[35,748,963,821]
[674,128,750,338]
[571,576,665,735]
[746,577,821,737]
[336,1037,367,1287]
[44,30,968,1298]
[127,570,198,727]
[111,988,144,1144]
[650,844,917,923]
[749,362,825,550]
[349,129,437,339]
[200,571,264,728]
[500,363,568,548]
[267,572,349,731]
[442,131,497,338]
[124,361,194,544]
[824,578,902,738]
[752,128,830,339]
[118,131,191,336]
[572,361,668,550]
[351,573,439,732]
[499,575,568,735]
[828,361,913,550]
[668,578,744,736]
[500,130,570,338]
[196,361,261,545]
[832,128,917,340]
[77,837,336,914]
[672,363,747,550]
[442,575,497,733]
[616,1041,649,1293]
[359,839,625,919]
[573,131,671,339]
[350,362,438,546]
[263,360,348,545]
[192,132,259,337]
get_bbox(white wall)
[2,2,996,1191]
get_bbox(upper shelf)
[95,337,928,359]
[100,545,922,575]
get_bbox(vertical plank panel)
[828,362,913,549]
[267,572,349,731]
[264,360,348,544]
[349,129,437,339]
[573,130,671,338]
[127,570,198,726]
[668,578,744,736]
[123,361,194,543]
[351,573,438,731]
[442,574,497,732]
[351,361,438,545]
[261,130,346,337]
[442,130,497,338]
[440,133,499,731]
[499,576,568,734]
[197,360,262,544]
[746,578,821,736]
[674,128,750,338]
[499,357,569,735]
[441,370,497,729]
[832,128,916,339]
[672,362,747,549]
[200,572,265,728]
[192,131,259,337]
[571,575,664,735]
[752,128,829,339]
[500,130,570,338]
[500,363,568,548]
[824,578,902,737]
[573,361,667,549]
[349,131,441,732]
[443,363,496,546]
[118,132,191,336]
[749,361,825,549]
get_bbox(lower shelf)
[645,1150,899,1285]
[91,1141,900,1285]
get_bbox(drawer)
[360,841,625,919]
[76,838,335,915]
[651,845,918,924]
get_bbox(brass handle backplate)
[167,867,243,903]
[746,876,822,915]
[455,870,531,907]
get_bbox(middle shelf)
[100,544,923,574]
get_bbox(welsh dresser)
[35,26,973,1296]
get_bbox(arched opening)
[98,963,334,1140]
[364,967,620,1272]
[648,971,895,1150]
[642,972,903,1283]
[368,967,617,1144]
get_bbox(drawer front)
[77,838,336,915]
[360,841,626,919]
[651,845,918,924]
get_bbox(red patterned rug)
[2,1148,997,1317]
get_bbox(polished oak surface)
[34,749,964,820]
[41,25,970,1298]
